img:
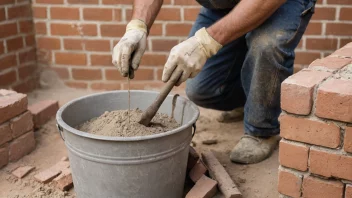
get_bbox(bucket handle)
[56,124,65,141]
[192,123,196,138]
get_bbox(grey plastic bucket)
[56,90,199,198]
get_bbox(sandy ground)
[0,71,279,198]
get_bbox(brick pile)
[278,42,352,197]
[0,0,38,93]
[0,89,36,169]
[31,0,352,91]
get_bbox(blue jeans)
[186,0,315,137]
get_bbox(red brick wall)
[0,0,37,93]
[31,0,352,90]
[278,43,352,198]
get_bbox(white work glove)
[162,27,222,85]
[112,19,147,79]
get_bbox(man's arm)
[207,0,286,45]
[132,0,163,29]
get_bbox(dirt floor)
[0,71,279,198]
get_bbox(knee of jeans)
[185,81,210,105]
[247,30,291,65]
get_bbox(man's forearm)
[207,0,286,45]
[132,0,163,29]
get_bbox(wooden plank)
[202,151,242,198]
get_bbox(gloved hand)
[112,19,148,79]
[162,27,222,85]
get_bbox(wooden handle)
[139,72,182,126]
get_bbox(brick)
[332,47,352,57]
[33,6,47,18]
[0,144,9,169]
[327,0,351,4]
[315,79,352,123]
[305,22,322,35]
[0,8,5,22]
[312,7,336,20]
[309,148,352,181]
[9,131,35,162]
[72,68,102,80]
[345,127,352,153]
[279,140,309,171]
[309,57,351,71]
[281,69,331,115]
[113,9,122,21]
[295,52,321,65]
[65,81,88,89]
[189,161,208,183]
[156,8,180,21]
[278,169,302,198]
[53,168,73,191]
[105,69,127,81]
[0,122,12,146]
[140,54,167,66]
[52,67,69,79]
[280,114,340,148]
[102,0,133,4]
[184,8,200,21]
[185,175,218,198]
[34,169,61,184]
[19,48,36,64]
[68,0,99,3]
[133,69,154,80]
[12,166,35,178]
[8,4,32,19]
[20,20,34,33]
[166,24,192,36]
[28,100,59,128]
[0,54,17,71]
[302,176,343,198]
[83,8,113,21]
[55,52,87,66]
[0,41,3,54]
[341,39,352,48]
[340,8,352,21]
[152,39,178,52]
[36,0,63,4]
[6,37,24,52]
[25,34,36,47]
[91,54,112,66]
[13,77,39,94]
[85,40,110,52]
[63,38,84,50]
[37,37,61,50]
[50,7,80,20]
[51,23,97,36]
[0,23,18,38]
[0,90,27,124]
[188,146,199,170]
[91,83,121,90]
[346,185,352,198]
[100,24,125,37]
[35,22,47,35]
[0,71,17,86]
[326,23,352,36]
[0,0,15,5]
[10,111,33,138]
[18,65,37,80]
[306,38,337,50]
[174,0,199,5]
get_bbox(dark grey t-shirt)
[196,0,240,9]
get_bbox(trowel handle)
[139,72,182,126]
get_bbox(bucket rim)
[56,90,200,141]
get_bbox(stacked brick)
[31,0,352,91]
[0,89,36,169]
[278,42,352,198]
[0,0,38,93]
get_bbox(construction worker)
[112,0,315,164]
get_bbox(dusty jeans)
[186,0,315,137]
